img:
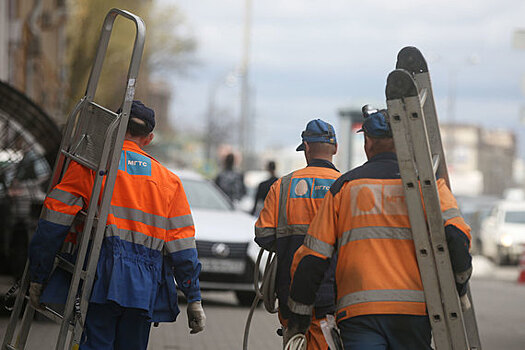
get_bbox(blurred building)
[0,0,68,122]
[441,124,516,197]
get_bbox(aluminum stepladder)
[2,8,145,350]
[385,46,481,350]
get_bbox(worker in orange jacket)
[28,101,205,350]
[255,119,340,349]
[286,110,472,349]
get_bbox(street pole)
[239,0,252,171]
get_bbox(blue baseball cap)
[357,110,392,138]
[118,100,156,132]
[130,100,155,132]
[296,119,337,151]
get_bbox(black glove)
[283,312,311,347]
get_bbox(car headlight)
[500,235,513,248]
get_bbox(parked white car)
[173,170,263,306]
[479,200,525,265]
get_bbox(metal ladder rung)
[6,343,17,350]
[21,296,65,324]
[419,88,428,106]
[56,255,75,274]
[432,154,440,174]
[61,150,99,172]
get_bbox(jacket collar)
[368,152,397,163]
[307,158,339,172]
[122,140,157,163]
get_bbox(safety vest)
[255,159,340,318]
[29,140,201,322]
[289,152,471,322]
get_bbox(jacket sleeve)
[165,175,201,302]
[29,162,92,283]
[438,179,473,296]
[288,190,338,315]
[254,179,280,251]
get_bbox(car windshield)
[504,211,525,224]
[181,178,232,211]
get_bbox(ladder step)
[23,295,65,324]
[5,343,17,350]
[419,88,428,106]
[432,154,440,174]
[61,149,99,171]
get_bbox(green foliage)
[65,0,195,114]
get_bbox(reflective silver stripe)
[111,205,165,229]
[105,224,164,251]
[165,237,196,253]
[442,208,462,222]
[255,226,275,238]
[455,266,472,284]
[304,234,334,258]
[338,289,425,309]
[110,206,194,231]
[339,226,412,248]
[41,207,77,226]
[288,298,314,316]
[168,214,194,230]
[47,189,83,207]
[276,224,309,238]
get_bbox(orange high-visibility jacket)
[255,159,340,318]
[29,140,201,322]
[288,152,472,323]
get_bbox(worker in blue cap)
[286,106,472,350]
[255,118,340,349]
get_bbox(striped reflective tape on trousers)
[304,234,334,258]
[288,297,314,316]
[105,224,165,251]
[47,188,84,207]
[337,289,425,310]
[338,226,413,249]
[41,207,77,226]
[442,208,462,222]
[165,236,197,253]
[255,226,275,238]
[110,205,194,231]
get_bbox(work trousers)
[338,314,432,350]
[79,301,151,350]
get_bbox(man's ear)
[143,133,154,147]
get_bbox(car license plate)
[199,258,246,274]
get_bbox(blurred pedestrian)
[286,109,472,349]
[215,153,246,203]
[250,160,278,216]
[255,119,340,349]
[28,100,205,350]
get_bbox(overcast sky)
[166,0,525,156]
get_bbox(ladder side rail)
[1,263,30,350]
[84,9,145,102]
[387,97,452,350]
[404,95,470,349]
[53,165,108,350]
[71,115,129,346]
[13,303,35,350]
[71,10,145,347]
[413,70,482,350]
[412,72,451,188]
[463,286,482,349]
[46,98,87,194]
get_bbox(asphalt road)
[1,256,524,349]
